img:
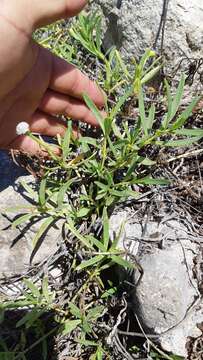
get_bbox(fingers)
[30,0,87,29]
[39,90,106,126]
[49,53,105,108]
[29,110,79,137]
[9,135,53,155]
[8,111,78,155]
[29,110,67,136]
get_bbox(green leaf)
[83,94,105,134]
[156,136,202,147]
[42,276,50,304]
[77,339,97,346]
[24,279,40,298]
[125,155,139,179]
[147,104,156,130]
[69,302,81,319]
[86,305,105,321]
[172,97,200,129]
[141,64,162,85]
[95,16,102,52]
[94,181,108,191]
[138,87,148,136]
[79,137,98,147]
[12,213,34,229]
[76,255,103,270]
[20,180,38,202]
[140,157,156,166]
[131,177,170,185]
[32,216,54,248]
[110,189,138,198]
[101,286,117,299]
[76,207,90,218]
[96,348,104,360]
[174,128,203,137]
[162,79,173,128]
[95,192,106,200]
[110,86,133,120]
[57,180,72,208]
[171,74,186,120]
[86,235,106,252]
[66,221,94,250]
[111,255,134,269]
[102,207,109,250]
[39,178,47,207]
[62,121,72,159]
[62,320,81,336]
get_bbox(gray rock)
[95,0,203,90]
[110,209,203,356]
[134,243,202,356]
[0,162,60,278]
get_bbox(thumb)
[30,0,88,29]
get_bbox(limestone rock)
[95,0,203,89]
[0,151,59,278]
[110,209,203,356]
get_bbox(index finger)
[49,51,106,108]
[31,0,87,28]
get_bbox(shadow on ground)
[0,151,28,192]
[0,308,58,360]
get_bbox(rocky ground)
[0,1,203,359]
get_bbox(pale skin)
[0,0,105,154]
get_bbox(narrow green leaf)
[77,339,97,346]
[42,276,50,304]
[79,137,98,147]
[111,255,134,269]
[62,121,72,159]
[95,17,102,52]
[32,216,54,248]
[20,181,38,202]
[110,86,133,119]
[125,155,139,179]
[69,302,81,319]
[147,104,156,130]
[12,213,34,229]
[162,79,173,128]
[156,136,202,147]
[171,74,186,120]
[86,305,105,321]
[138,87,148,136]
[24,279,40,298]
[102,207,109,250]
[76,207,90,218]
[172,97,200,129]
[66,222,94,250]
[86,235,106,252]
[94,181,108,191]
[141,64,162,85]
[174,128,203,137]
[83,94,105,134]
[39,178,47,207]
[131,177,170,185]
[62,320,81,336]
[57,178,77,208]
[110,189,138,198]
[76,255,103,270]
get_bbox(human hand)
[0,0,105,154]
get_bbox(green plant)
[1,10,203,360]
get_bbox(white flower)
[16,122,30,135]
